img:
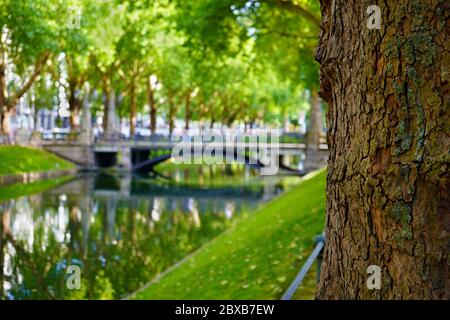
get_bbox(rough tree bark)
[315,0,449,299]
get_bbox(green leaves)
[172,0,322,123]
[2,0,67,68]
[1,0,322,129]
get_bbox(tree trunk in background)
[104,90,117,140]
[0,50,49,136]
[185,93,191,130]
[102,78,110,133]
[0,110,12,136]
[0,47,9,135]
[304,91,325,172]
[315,0,449,299]
[129,82,137,138]
[210,107,215,129]
[0,61,14,136]
[147,80,157,135]
[78,85,92,145]
[69,109,80,131]
[68,80,81,131]
[168,94,176,136]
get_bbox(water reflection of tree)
[2,203,64,299]
[1,194,235,299]
[99,198,233,298]
[0,201,10,299]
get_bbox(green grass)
[0,175,74,201]
[132,168,326,300]
[0,146,74,176]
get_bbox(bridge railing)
[38,129,306,141]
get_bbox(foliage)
[1,0,322,132]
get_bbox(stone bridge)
[37,94,328,174]
[41,138,328,174]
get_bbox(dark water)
[0,165,295,299]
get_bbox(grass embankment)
[0,146,75,201]
[132,169,326,300]
[0,146,74,176]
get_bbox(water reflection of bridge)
[49,174,281,201]
[43,174,281,241]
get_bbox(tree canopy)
[0,0,322,135]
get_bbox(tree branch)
[9,52,51,108]
[263,0,321,27]
[258,28,318,39]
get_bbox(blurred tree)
[0,0,70,134]
[116,0,176,136]
[85,0,126,136]
[173,0,321,129]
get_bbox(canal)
[0,163,301,299]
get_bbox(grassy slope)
[0,146,74,176]
[133,169,326,300]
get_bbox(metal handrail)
[281,234,325,300]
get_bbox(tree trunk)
[79,85,92,144]
[315,0,449,299]
[104,90,117,140]
[147,80,157,135]
[0,47,10,136]
[0,48,49,136]
[304,91,325,172]
[0,52,7,135]
[68,80,81,131]
[70,111,80,131]
[102,78,110,132]
[0,109,12,136]
[210,105,215,130]
[185,93,191,130]
[226,103,243,127]
[129,81,137,138]
[168,94,176,136]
